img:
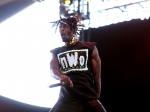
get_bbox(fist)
[60,75,73,88]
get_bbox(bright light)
[89,0,150,28]
[0,0,63,108]
[65,0,71,5]
[85,0,90,2]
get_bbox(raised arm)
[91,46,101,98]
[50,53,73,87]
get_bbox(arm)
[50,53,62,80]
[50,53,73,87]
[91,46,101,98]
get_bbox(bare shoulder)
[50,53,59,69]
[50,53,57,60]
[92,46,100,58]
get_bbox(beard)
[60,32,73,42]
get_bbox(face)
[59,22,74,42]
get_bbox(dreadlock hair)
[50,16,83,35]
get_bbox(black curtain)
[80,18,150,112]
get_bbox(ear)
[70,29,75,34]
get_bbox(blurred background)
[0,0,150,112]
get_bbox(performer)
[49,17,107,112]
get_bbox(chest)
[57,49,89,74]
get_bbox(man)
[49,17,106,112]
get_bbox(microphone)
[49,83,62,88]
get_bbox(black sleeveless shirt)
[50,41,99,101]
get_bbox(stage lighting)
[60,0,73,5]
[65,0,71,5]
[85,0,90,2]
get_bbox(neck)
[65,37,78,47]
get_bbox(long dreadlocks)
[50,16,83,35]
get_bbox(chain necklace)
[65,37,78,47]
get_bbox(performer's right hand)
[59,75,73,88]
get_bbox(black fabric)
[49,100,85,112]
[85,99,107,112]
[50,41,99,101]
[49,99,107,112]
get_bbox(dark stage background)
[80,18,150,112]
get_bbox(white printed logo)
[57,49,88,73]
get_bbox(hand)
[60,75,73,88]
